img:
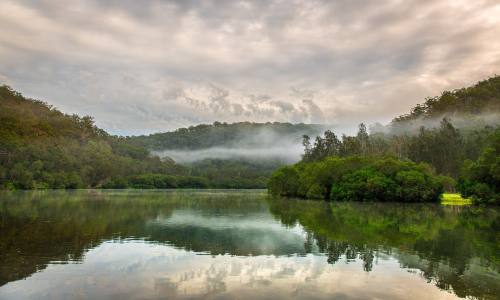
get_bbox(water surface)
[0,190,498,299]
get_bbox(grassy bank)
[441,193,471,205]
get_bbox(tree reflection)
[0,190,498,299]
[267,197,500,299]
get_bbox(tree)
[324,130,341,156]
[302,135,312,161]
[458,129,500,205]
[357,123,370,155]
[269,156,443,203]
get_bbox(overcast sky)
[1,0,499,135]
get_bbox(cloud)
[0,0,499,134]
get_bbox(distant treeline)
[127,121,323,150]
[270,76,500,204]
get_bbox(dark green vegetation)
[269,156,444,202]
[0,85,211,189]
[269,76,500,204]
[391,75,500,125]
[188,159,282,188]
[458,129,500,205]
[1,190,498,299]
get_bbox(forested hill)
[127,122,324,151]
[0,85,191,189]
[390,75,500,129]
[0,86,107,142]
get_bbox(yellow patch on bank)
[441,193,472,205]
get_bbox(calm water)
[0,190,498,300]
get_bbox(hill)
[128,122,325,164]
[389,75,500,133]
[0,85,192,189]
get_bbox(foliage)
[0,85,193,189]
[268,166,300,196]
[391,75,500,124]
[457,129,500,205]
[188,158,282,188]
[269,156,443,202]
[302,120,496,178]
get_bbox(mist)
[371,113,500,135]
[151,125,330,163]
[154,144,304,164]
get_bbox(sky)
[1,0,499,136]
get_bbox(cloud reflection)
[0,241,459,300]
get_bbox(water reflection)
[268,198,500,299]
[0,190,498,299]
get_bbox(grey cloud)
[249,94,271,104]
[290,88,316,100]
[301,100,325,123]
[0,0,499,134]
[270,101,295,113]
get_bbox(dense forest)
[391,76,500,127]
[269,76,500,204]
[0,85,208,189]
[268,156,445,202]
[0,85,314,189]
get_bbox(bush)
[129,174,178,189]
[306,183,326,199]
[268,166,299,196]
[269,156,443,202]
[457,130,500,205]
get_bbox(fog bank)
[154,144,304,164]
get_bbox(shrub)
[457,130,500,205]
[269,156,443,202]
[268,166,299,196]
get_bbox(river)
[0,190,498,299]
